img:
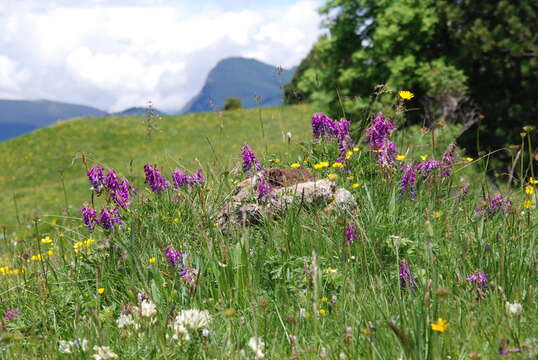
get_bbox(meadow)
[0,100,536,359]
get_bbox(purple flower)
[3,308,20,319]
[440,143,456,177]
[186,169,205,186]
[137,292,148,302]
[104,171,136,208]
[364,113,398,166]
[144,164,170,193]
[165,246,185,268]
[398,164,418,199]
[81,204,97,232]
[415,159,440,177]
[87,166,105,193]
[179,266,198,288]
[255,175,274,200]
[311,113,350,141]
[345,223,358,244]
[172,169,187,188]
[241,144,261,173]
[457,185,470,201]
[499,339,522,357]
[466,269,488,293]
[476,194,510,217]
[399,259,416,290]
[97,207,122,231]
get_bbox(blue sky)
[0,0,323,112]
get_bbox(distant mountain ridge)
[0,99,106,141]
[112,107,166,116]
[181,57,294,114]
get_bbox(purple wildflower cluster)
[364,113,397,167]
[311,113,350,141]
[475,194,511,217]
[466,269,489,298]
[165,246,185,268]
[172,168,205,188]
[241,144,261,173]
[144,164,170,193]
[399,259,416,290]
[3,308,20,319]
[81,204,122,232]
[87,166,137,208]
[255,174,274,200]
[345,223,358,244]
[164,246,198,290]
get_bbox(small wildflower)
[140,299,157,317]
[92,345,118,360]
[431,318,448,332]
[149,257,156,263]
[224,308,236,317]
[326,267,337,274]
[144,164,170,193]
[523,200,532,209]
[97,288,105,294]
[523,125,535,132]
[351,183,360,189]
[345,223,358,244]
[420,155,428,161]
[232,179,239,185]
[47,250,54,256]
[274,158,281,164]
[41,236,53,244]
[345,151,353,159]
[529,177,538,185]
[165,246,185,269]
[31,253,43,261]
[58,339,88,354]
[332,162,344,168]
[505,302,523,315]
[173,217,180,223]
[353,147,359,152]
[313,161,329,170]
[171,309,210,342]
[399,259,416,290]
[319,309,326,316]
[248,337,265,359]
[433,211,442,218]
[328,173,337,180]
[320,297,328,303]
[464,157,474,162]
[398,90,414,100]
[525,185,535,195]
[466,269,488,297]
[290,163,301,169]
[396,155,406,161]
[4,309,19,319]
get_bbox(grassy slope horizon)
[0,104,313,229]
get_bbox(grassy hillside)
[0,104,313,229]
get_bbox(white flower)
[58,338,88,354]
[171,309,210,342]
[140,300,157,318]
[299,308,307,318]
[286,132,292,140]
[92,346,118,360]
[248,337,265,359]
[117,313,137,329]
[506,301,523,315]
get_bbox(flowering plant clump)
[364,113,397,167]
[87,166,137,208]
[255,174,274,200]
[144,164,170,193]
[171,309,211,343]
[98,207,122,231]
[475,194,511,218]
[399,259,416,290]
[87,166,105,193]
[345,223,358,244]
[241,144,261,173]
[466,269,489,298]
[186,169,205,186]
[171,169,187,188]
[81,204,98,232]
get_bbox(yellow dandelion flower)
[31,254,43,261]
[345,151,353,159]
[328,173,338,180]
[352,183,360,189]
[319,309,326,316]
[47,250,54,256]
[41,236,53,244]
[320,161,329,168]
[290,163,301,169]
[396,155,406,161]
[525,185,535,195]
[332,162,344,169]
[529,177,538,185]
[433,211,442,219]
[232,179,239,185]
[464,157,474,162]
[97,288,105,294]
[326,267,337,274]
[10,269,20,275]
[0,266,9,275]
[149,257,156,263]
[431,318,448,332]
[420,155,428,161]
[353,147,359,152]
[523,200,532,209]
[320,297,328,303]
[313,163,322,170]
[173,217,180,223]
[399,90,415,100]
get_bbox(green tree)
[222,97,242,111]
[292,0,537,161]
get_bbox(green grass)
[0,104,313,229]
[0,105,536,359]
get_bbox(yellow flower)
[372,149,382,153]
[320,297,328,303]
[41,236,53,244]
[224,308,236,317]
[529,177,538,185]
[274,158,281,164]
[431,318,448,332]
[47,250,54,256]
[523,200,532,209]
[433,211,442,219]
[345,151,353,159]
[464,157,474,162]
[351,183,360,189]
[232,179,239,185]
[525,185,535,195]
[326,267,337,274]
[149,257,156,263]
[327,173,338,180]
[396,155,406,161]
[173,217,180,223]
[420,155,428,161]
[97,288,105,294]
[10,269,20,275]
[319,309,326,316]
[290,163,301,169]
[31,254,43,261]
[0,266,9,275]
[399,90,415,100]
[332,162,344,168]
[314,161,329,170]
[353,147,359,152]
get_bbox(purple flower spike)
[415,159,440,177]
[4,309,20,319]
[255,175,274,200]
[144,164,170,193]
[179,266,198,288]
[399,259,416,290]
[345,223,358,244]
[97,207,122,231]
[311,113,350,141]
[165,246,185,268]
[364,113,398,167]
[172,169,187,188]
[81,204,97,232]
[186,169,205,186]
[466,269,488,296]
[440,143,456,177]
[241,144,261,173]
[87,166,105,193]
[398,164,418,199]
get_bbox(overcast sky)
[0,0,323,112]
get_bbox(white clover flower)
[248,337,265,359]
[171,309,210,342]
[506,301,523,315]
[92,345,118,360]
[140,299,157,318]
[58,338,88,354]
[116,313,137,329]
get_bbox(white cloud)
[0,0,322,112]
